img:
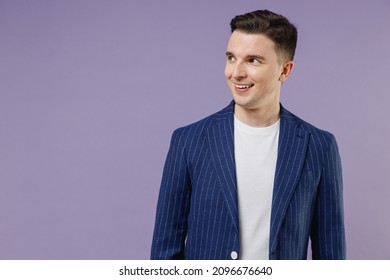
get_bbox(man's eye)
[249,58,260,64]
[227,56,235,62]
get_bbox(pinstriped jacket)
[151,101,346,260]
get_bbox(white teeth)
[235,84,253,89]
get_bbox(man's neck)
[234,102,280,128]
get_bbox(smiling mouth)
[235,84,254,89]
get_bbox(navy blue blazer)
[151,101,346,260]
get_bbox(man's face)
[225,31,286,111]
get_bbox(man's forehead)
[226,31,276,57]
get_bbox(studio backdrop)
[1,0,389,259]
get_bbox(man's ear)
[279,60,294,82]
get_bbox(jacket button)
[231,251,238,260]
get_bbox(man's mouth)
[234,84,254,89]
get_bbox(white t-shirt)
[234,115,280,260]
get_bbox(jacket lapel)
[206,102,239,232]
[269,106,310,253]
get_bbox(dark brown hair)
[230,10,298,61]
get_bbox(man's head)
[230,10,297,63]
[225,10,297,119]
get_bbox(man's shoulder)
[281,105,337,145]
[172,101,233,139]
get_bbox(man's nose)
[232,62,247,80]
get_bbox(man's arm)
[311,135,346,259]
[151,129,191,259]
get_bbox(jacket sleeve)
[151,129,191,259]
[311,135,346,259]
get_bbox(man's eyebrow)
[225,51,266,60]
[247,54,266,60]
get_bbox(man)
[151,10,345,260]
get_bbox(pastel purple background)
[1,0,389,260]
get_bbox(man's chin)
[233,99,254,112]
[233,95,252,108]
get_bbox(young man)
[151,10,346,260]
